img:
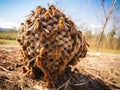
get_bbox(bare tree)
[96,0,117,51]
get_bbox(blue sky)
[0,0,120,30]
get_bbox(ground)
[0,44,120,90]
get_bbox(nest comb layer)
[17,5,88,84]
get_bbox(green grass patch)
[0,39,18,44]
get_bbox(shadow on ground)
[54,68,111,90]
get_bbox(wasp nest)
[17,5,88,87]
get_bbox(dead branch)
[96,0,117,51]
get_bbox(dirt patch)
[78,52,120,89]
[0,45,120,90]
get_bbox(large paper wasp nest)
[17,5,88,87]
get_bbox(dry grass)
[90,47,120,54]
[0,30,17,40]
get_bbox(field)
[0,44,120,90]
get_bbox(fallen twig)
[0,66,11,72]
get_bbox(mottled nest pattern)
[17,5,88,87]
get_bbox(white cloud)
[0,18,19,29]
[88,24,102,34]
[88,24,101,29]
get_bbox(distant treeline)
[84,30,120,50]
[0,30,18,40]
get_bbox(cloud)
[88,23,102,34]
[0,18,19,29]
[88,24,101,29]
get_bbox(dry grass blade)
[56,78,71,90]
[74,82,86,86]
[0,66,11,72]
[23,69,31,77]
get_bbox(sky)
[0,0,120,32]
